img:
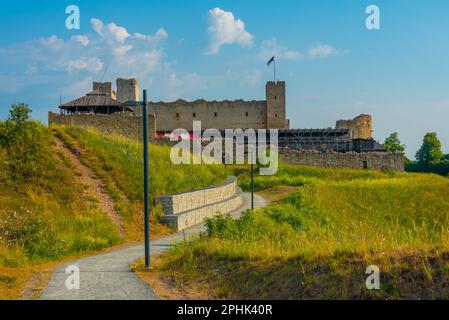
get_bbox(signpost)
[142,90,150,268]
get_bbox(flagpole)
[274,58,276,83]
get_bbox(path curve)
[40,193,267,300]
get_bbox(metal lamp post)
[142,90,150,268]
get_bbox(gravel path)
[40,193,267,300]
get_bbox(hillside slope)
[0,122,119,299]
[0,122,232,299]
[149,164,449,299]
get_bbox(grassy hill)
[0,122,119,298]
[53,126,233,239]
[148,164,449,299]
[0,120,232,299]
[2,114,448,299]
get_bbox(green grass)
[0,122,120,298]
[0,122,233,298]
[56,126,231,200]
[53,126,235,239]
[152,163,449,299]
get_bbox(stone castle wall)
[48,112,156,141]
[336,114,373,139]
[158,176,243,231]
[116,78,140,103]
[144,100,268,132]
[279,148,404,172]
[126,80,288,132]
[93,82,116,100]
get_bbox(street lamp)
[142,90,150,268]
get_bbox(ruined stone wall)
[336,114,372,139]
[48,112,155,141]
[279,148,404,172]
[135,100,268,132]
[93,82,116,100]
[116,78,140,103]
[158,176,243,231]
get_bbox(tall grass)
[0,122,120,300]
[52,126,235,239]
[155,163,449,299]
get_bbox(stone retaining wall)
[158,176,243,231]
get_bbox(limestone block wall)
[336,114,373,140]
[279,148,405,172]
[116,78,140,103]
[93,82,116,99]
[158,176,244,231]
[48,112,156,141]
[143,100,268,132]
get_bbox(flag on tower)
[267,56,275,66]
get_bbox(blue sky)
[0,0,448,157]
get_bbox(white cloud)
[258,38,347,62]
[107,22,130,43]
[91,18,104,35]
[39,35,65,51]
[114,45,133,56]
[65,57,103,73]
[71,35,90,46]
[0,18,170,100]
[259,38,302,62]
[206,7,254,55]
[307,44,336,58]
[134,28,168,43]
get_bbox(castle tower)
[116,78,140,103]
[93,82,116,100]
[336,114,373,140]
[266,81,287,129]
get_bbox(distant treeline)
[406,160,449,176]
[384,132,449,177]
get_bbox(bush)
[205,210,255,239]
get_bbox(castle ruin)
[48,77,404,171]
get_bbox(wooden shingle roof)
[59,90,122,109]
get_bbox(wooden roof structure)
[59,90,132,114]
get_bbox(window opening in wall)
[245,112,249,117]
[214,112,218,117]
[275,112,278,118]
[176,113,179,119]
[363,161,368,169]
[193,113,196,118]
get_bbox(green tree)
[416,132,444,167]
[384,132,405,153]
[8,103,31,123]
[1,103,33,148]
